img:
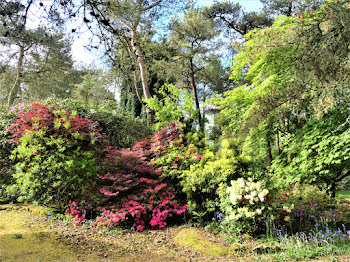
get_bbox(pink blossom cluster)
[132,121,184,160]
[65,200,86,226]
[91,208,128,227]
[67,183,188,231]
[88,122,189,231]
[94,183,187,230]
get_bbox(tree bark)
[276,131,281,155]
[266,135,272,167]
[133,69,144,105]
[202,85,206,121]
[330,182,336,198]
[189,57,204,133]
[8,45,25,106]
[130,28,152,123]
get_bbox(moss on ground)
[173,227,237,257]
[2,204,349,262]
[0,205,103,262]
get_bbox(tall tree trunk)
[130,29,152,123]
[330,182,336,198]
[133,69,144,105]
[285,118,291,163]
[202,85,206,121]
[276,131,281,155]
[266,135,272,167]
[8,46,25,106]
[189,58,204,133]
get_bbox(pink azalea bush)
[93,184,187,230]
[65,122,190,231]
[65,200,86,226]
[94,145,187,230]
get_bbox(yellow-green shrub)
[181,139,251,220]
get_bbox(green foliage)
[169,8,219,59]
[73,69,116,106]
[146,84,195,131]
[272,110,350,195]
[9,130,99,206]
[202,1,273,37]
[0,1,83,105]
[210,1,350,178]
[211,15,300,134]
[261,0,325,17]
[181,139,251,218]
[7,102,101,206]
[151,139,204,190]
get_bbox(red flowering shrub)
[98,147,159,199]
[65,200,86,226]
[7,102,102,206]
[94,184,187,230]
[96,146,187,230]
[131,121,184,160]
[7,102,102,144]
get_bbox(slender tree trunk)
[202,85,206,121]
[130,29,152,123]
[133,69,144,105]
[276,131,281,155]
[266,135,272,167]
[189,58,204,133]
[330,182,336,198]
[285,118,291,163]
[8,46,25,106]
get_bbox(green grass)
[0,207,104,262]
[257,241,350,261]
[336,190,350,199]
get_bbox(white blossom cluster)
[225,178,269,221]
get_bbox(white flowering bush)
[219,177,270,234]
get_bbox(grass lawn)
[336,190,350,199]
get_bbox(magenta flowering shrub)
[63,122,190,231]
[94,144,187,231]
[93,184,187,230]
[97,146,159,199]
[65,200,86,226]
[131,121,184,161]
[91,208,127,228]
